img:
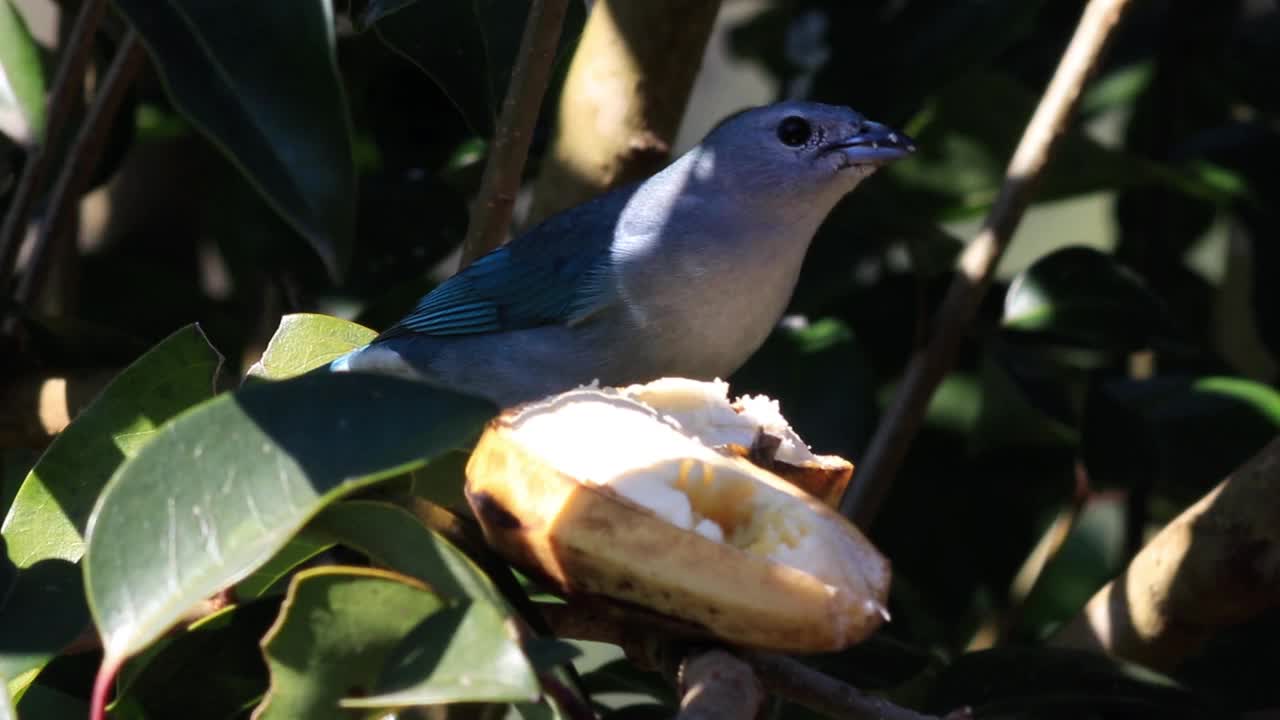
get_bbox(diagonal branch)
[0,0,109,298]
[458,0,569,267]
[840,0,1137,527]
[13,32,146,308]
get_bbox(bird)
[329,101,915,408]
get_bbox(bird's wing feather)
[373,192,629,342]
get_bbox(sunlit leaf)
[254,566,445,719]
[245,313,376,381]
[0,0,45,145]
[114,0,356,277]
[83,372,494,671]
[2,325,222,567]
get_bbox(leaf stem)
[458,0,569,267]
[0,0,109,299]
[89,657,119,720]
[840,0,1137,527]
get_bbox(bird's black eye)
[776,116,812,147]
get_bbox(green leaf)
[311,499,508,610]
[343,601,538,709]
[233,534,332,599]
[245,313,377,381]
[0,554,88,698]
[113,0,356,278]
[2,325,223,567]
[83,372,495,668]
[0,0,45,145]
[373,0,528,136]
[255,566,445,719]
[1003,246,1172,357]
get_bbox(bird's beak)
[828,121,915,165]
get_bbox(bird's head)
[693,101,915,208]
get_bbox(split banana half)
[465,378,891,653]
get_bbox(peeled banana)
[464,379,891,653]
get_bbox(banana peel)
[465,379,890,653]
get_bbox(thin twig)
[840,0,1136,527]
[0,0,109,296]
[12,32,146,309]
[968,460,1093,650]
[458,0,569,266]
[744,651,970,720]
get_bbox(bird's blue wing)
[373,192,627,342]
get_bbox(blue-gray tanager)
[330,101,914,407]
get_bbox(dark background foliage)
[1,0,1278,717]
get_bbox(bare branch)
[458,0,570,266]
[743,651,969,720]
[0,0,109,298]
[841,0,1136,527]
[13,32,146,309]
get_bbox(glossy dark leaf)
[974,341,1083,452]
[374,0,527,136]
[1003,246,1174,358]
[114,0,356,277]
[1083,375,1280,496]
[2,325,222,567]
[83,372,494,669]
